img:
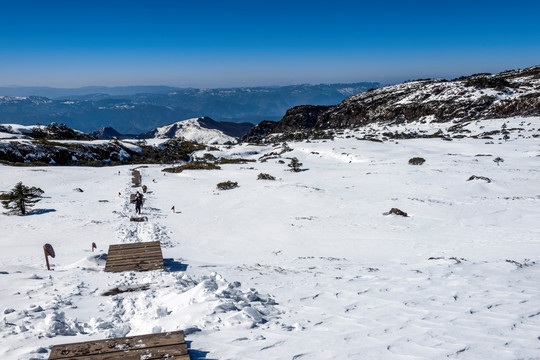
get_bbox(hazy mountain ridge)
[248,65,540,139]
[0,83,379,133]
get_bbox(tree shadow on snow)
[28,208,56,215]
[163,258,188,272]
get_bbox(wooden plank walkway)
[104,241,164,273]
[49,330,189,359]
[131,170,141,188]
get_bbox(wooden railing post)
[43,243,55,271]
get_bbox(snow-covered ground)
[0,117,539,359]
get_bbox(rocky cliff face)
[241,120,278,143]
[272,105,331,133]
[261,65,540,136]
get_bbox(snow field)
[0,117,539,359]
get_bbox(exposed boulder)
[388,208,408,217]
[241,120,278,143]
[467,175,492,183]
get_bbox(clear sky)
[1,0,539,88]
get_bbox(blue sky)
[1,0,539,88]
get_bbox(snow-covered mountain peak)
[143,117,237,144]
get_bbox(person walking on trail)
[135,192,143,214]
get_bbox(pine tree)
[288,157,303,172]
[1,182,44,215]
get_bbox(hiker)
[135,192,143,214]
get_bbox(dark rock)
[388,208,408,217]
[467,175,491,183]
[130,216,148,222]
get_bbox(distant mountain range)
[0,83,379,134]
[3,65,540,166]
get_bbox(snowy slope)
[0,117,539,359]
[0,124,35,139]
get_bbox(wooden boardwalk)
[131,170,141,188]
[49,330,189,359]
[104,241,164,273]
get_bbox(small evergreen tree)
[1,182,44,215]
[288,157,303,172]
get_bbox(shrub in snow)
[1,182,44,215]
[218,158,256,164]
[493,156,504,165]
[506,259,536,268]
[408,157,425,165]
[465,76,513,90]
[280,142,292,154]
[257,173,276,181]
[162,161,221,173]
[288,157,303,172]
[202,153,217,161]
[217,181,239,190]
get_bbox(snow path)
[0,168,279,359]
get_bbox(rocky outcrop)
[241,120,278,143]
[0,140,132,165]
[91,127,124,139]
[259,65,540,137]
[272,105,331,133]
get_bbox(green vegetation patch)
[218,158,256,164]
[257,173,276,180]
[162,161,221,173]
[465,77,514,90]
[408,157,426,165]
[216,181,239,190]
